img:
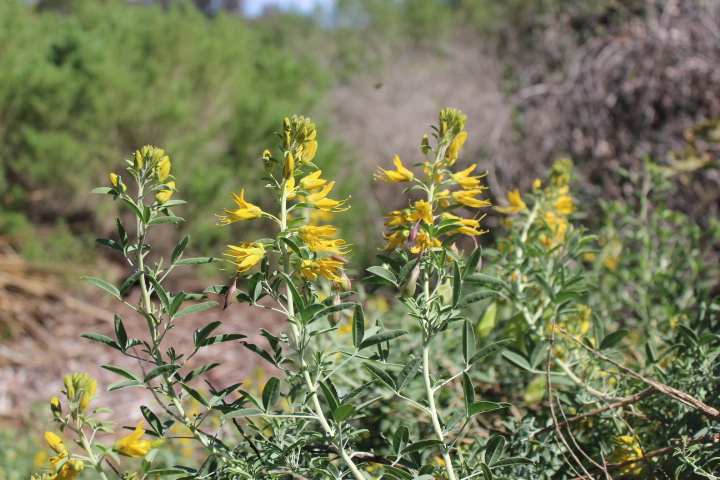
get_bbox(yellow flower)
[409,229,441,253]
[495,189,527,214]
[305,181,349,212]
[451,189,492,208]
[299,170,326,191]
[553,187,575,215]
[409,200,433,223]
[608,436,644,475]
[300,140,317,165]
[50,396,62,418]
[298,225,349,254]
[109,173,127,192]
[451,164,486,189]
[443,213,487,236]
[49,454,84,480]
[423,163,444,183]
[444,131,467,165]
[155,181,175,205]
[296,257,345,282]
[375,155,414,182]
[216,189,263,225]
[114,422,154,458]
[44,432,67,454]
[533,178,542,190]
[384,209,412,227]
[224,242,265,274]
[156,156,171,182]
[382,230,409,250]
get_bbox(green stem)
[76,428,109,480]
[422,341,457,480]
[278,178,365,480]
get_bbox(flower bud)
[156,156,171,182]
[408,220,421,244]
[400,262,420,298]
[338,269,352,293]
[283,117,291,131]
[224,275,238,311]
[50,396,62,418]
[283,152,294,180]
[420,135,431,154]
[63,375,75,400]
[156,181,175,205]
[328,290,342,326]
[134,150,143,169]
[79,391,90,413]
[110,173,127,192]
[283,131,292,151]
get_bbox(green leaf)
[91,187,116,195]
[81,333,121,352]
[366,266,398,285]
[359,330,407,349]
[147,216,184,226]
[383,466,413,480]
[452,260,462,309]
[319,380,340,413]
[122,198,144,220]
[144,364,181,383]
[102,365,143,383]
[300,303,326,322]
[279,236,303,258]
[464,274,507,288]
[81,276,120,298]
[145,469,189,476]
[444,407,467,432]
[174,301,219,318]
[114,315,127,350]
[468,401,507,416]
[146,275,170,314]
[485,435,506,466]
[676,324,699,346]
[352,303,365,348]
[396,357,422,391]
[333,404,356,422]
[169,292,186,317]
[462,372,476,411]
[476,301,498,338]
[402,439,444,455]
[307,302,355,324]
[140,406,164,436]
[108,379,143,391]
[194,322,222,348]
[534,274,556,301]
[280,273,304,311]
[183,364,220,383]
[362,362,396,391]
[490,457,533,468]
[480,463,494,480]
[171,235,190,264]
[261,377,281,412]
[456,291,498,310]
[599,329,629,350]
[180,383,209,407]
[174,257,220,265]
[96,238,124,253]
[119,271,143,296]
[201,334,245,346]
[223,408,265,418]
[501,350,533,372]
[391,425,410,457]
[462,319,475,366]
[463,246,483,278]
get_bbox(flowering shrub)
[30,110,720,480]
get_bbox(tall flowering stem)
[373,108,496,480]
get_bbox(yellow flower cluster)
[40,431,84,480]
[375,108,490,252]
[218,116,350,283]
[495,158,577,248]
[608,435,645,476]
[62,372,97,414]
[109,145,177,204]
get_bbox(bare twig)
[553,324,720,423]
[535,387,658,435]
[546,323,599,479]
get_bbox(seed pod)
[399,262,420,298]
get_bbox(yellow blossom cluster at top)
[217,116,350,284]
[109,145,177,205]
[375,108,490,253]
[495,157,577,248]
